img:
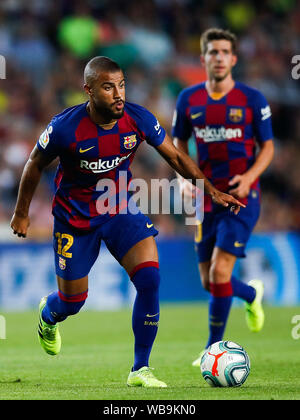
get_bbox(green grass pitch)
[0,304,300,400]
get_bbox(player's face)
[87,70,125,120]
[202,40,237,82]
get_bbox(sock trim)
[130,261,159,279]
[58,289,88,302]
[210,282,233,298]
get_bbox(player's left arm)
[229,92,274,198]
[228,139,274,198]
[156,133,245,213]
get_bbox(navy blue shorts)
[53,212,158,280]
[195,190,260,262]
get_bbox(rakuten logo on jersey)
[194,126,243,142]
[80,152,132,173]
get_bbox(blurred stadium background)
[0,0,300,310]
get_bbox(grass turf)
[0,304,299,400]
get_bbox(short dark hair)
[84,56,122,87]
[200,28,237,55]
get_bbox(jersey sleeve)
[251,91,273,142]
[171,90,192,141]
[135,106,166,147]
[36,118,61,159]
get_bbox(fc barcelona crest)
[123,135,137,149]
[59,257,66,270]
[229,108,243,123]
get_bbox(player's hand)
[10,213,30,238]
[210,189,246,215]
[228,174,252,199]
[178,178,196,199]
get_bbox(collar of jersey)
[84,101,120,133]
[205,81,236,101]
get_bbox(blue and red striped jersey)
[37,101,166,230]
[172,81,273,212]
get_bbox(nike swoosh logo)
[146,223,154,228]
[79,146,95,153]
[234,241,245,248]
[191,112,202,119]
[146,313,159,318]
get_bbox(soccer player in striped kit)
[10,56,243,387]
[172,28,274,366]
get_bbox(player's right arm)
[11,120,60,238]
[11,147,57,238]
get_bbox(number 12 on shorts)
[55,232,74,258]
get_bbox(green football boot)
[38,296,61,356]
[192,349,205,367]
[127,367,167,388]
[245,279,265,332]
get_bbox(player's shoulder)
[235,82,272,122]
[234,81,268,104]
[124,102,165,145]
[124,101,153,117]
[49,102,88,132]
[124,101,158,125]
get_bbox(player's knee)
[130,262,160,292]
[209,259,231,284]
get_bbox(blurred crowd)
[0,0,299,240]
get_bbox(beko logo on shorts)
[80,153,132,173]
[194,126,242,142]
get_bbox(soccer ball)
[200,341,250,387]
